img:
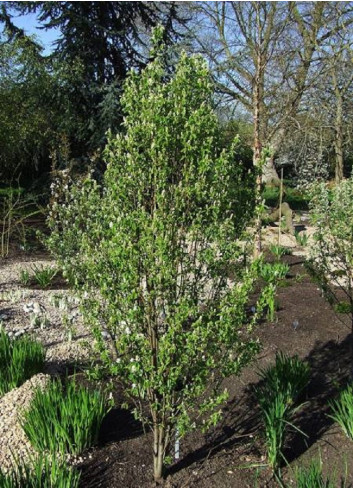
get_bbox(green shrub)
[329,384,353,439]
[31,265,57,288]
[255,352,310,470]
[21,377,110,455]
[0,454,80,488]
[0,330,45,396]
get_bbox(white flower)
[125,326,131,335]
[132,383,137,389]
[131,365,137,373]
[116,358,121,363]
[109,221,113,228]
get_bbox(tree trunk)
[262,154,280,185]
[253,53,264,258]
[334,91,344,184]
[153,424,165,482]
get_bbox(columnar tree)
[47,30,275,481]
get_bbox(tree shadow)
[283,335,351,464]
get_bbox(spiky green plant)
[21,377,110,455]
[255,352,310,471]
[294,456,335,488]
[31,265,57,288]
[0,329,45,395]
[329,384,353,439]
[0,454,80,488]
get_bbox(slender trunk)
[253,53,264,258]
[153,423,165,482]
[334,93,344,184]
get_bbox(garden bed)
[0,219,352,487]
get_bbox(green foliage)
[0,329,45,396]
[0,454,80,488]
[47,32,275,480]
[263,186,309,210]
[329,384,353,439]
[334,301,353,314]
[259,262,290,282]
[294,231,308,247]
[19,269,31,286]
[21,377,110,456]
[31,265,57,288]
[269,244,292,258]
[309,177,353,346]
[293,456,336,488]
[255,352,310,471]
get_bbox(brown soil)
[77,254,353,488]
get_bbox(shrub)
[47,28,276,481]
[0,329,45,396]
[21,377,110,455]
[0,454,80,488]
[255,352,310,470]
[309,177,353,373]
[329,384,353,439]
[31,265,57,288]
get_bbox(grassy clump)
[329,384,353,439]
[21,377,111,455]
[293,456,336,488]
[255,352,310,471]
[31,265,57,288]
[0,454,80,488]
[0,329,45,396]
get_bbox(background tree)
[9,1,188,153]
[190,1,353,183]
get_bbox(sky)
[8,11,59,54]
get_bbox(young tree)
[47,30,276,481]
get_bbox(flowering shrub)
[309,176,353,375]
[47,29,275,480]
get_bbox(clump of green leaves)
[47,28,275,481]
[0,329,45,395]
[0,454,80,488]
[21,377,110,456]
[31,265,57,288]
[255,352,310,471]
[329,384,353,439]
[19,269,31,286]
[259,262,290,282]
[269,244,293,259]
[294,231,308,247]
[293,456,337,488]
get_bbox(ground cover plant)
[0,329,44,396]
[0,454,80,488]
[21,377,110,456]
[46,29,278,481]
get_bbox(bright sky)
[9,11,59,54]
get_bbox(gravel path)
[0,256,93,373]
[0,374,50,472]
